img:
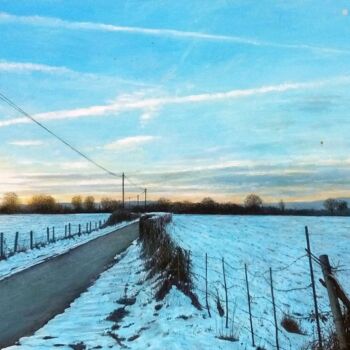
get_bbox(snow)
[4,214,350,350]
[0,213,111,251]
[169,215,350,350]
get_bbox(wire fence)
[180,243,343,350]
[0,218,108,260]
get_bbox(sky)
[0,0,350,204]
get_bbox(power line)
[0,92,122,178]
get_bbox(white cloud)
[103,135,157,150]
[0,60,71,74]
[8,140,44,146]
[1,77,344,128]
[0,12,348,55]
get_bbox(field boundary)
[0,220,139,348]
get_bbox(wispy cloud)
[0,12,348,55]
[8,140,44,146]
[1,78,344,128]
[0,60,71,74]
[103,135,157,151]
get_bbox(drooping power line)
[0,92,121,178]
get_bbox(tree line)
[0,192,348,216]
[0,192,123,214]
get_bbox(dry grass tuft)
[139,214,201,309]
[281,314,304,334]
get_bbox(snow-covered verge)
[169,215,350,350]
[5,240,241,350]
[0,219,138,280]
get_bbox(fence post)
[0,232,4,259]
[64,224,67,238]
[30,231,33,250]
[89,222,92,233]
[47,227,50,243]
[68,223,71,238]
[245,264,255,347]
[205,253,211,317]
[14,232,18,252]
[99,220,101,229]
[222,257,229,328]
[319,255,348,350]
[269,268,280,350]
[86,223,89,234]
[52,226,55,242]
[305,226,323,349]
[78,224,81,236]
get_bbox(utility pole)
[144,188,147,211]
[122,172,125,209]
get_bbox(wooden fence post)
[319,255,348,350]
[86,223,89,233]
[205,253,211,317]
[305,226,323,349]
[222,257,229,329]
[245,264,255,347]
[30,231,33,249]
[52,227,55,242]
[47,227,50,243]
[64,224,67,238]
[269,268,280,350]
[68,223,71,238]
[89,222,92,233]
[78,224,81,236]
[14,232,18,252]
[0,232,4,259]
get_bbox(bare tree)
[323,198,337,214]
[244,194,263,210]
[278,200,285,213]
[1,192,20,213]
[101,197,121,212]
[28,194,57,213]
[71,195,83,212]
[84,196,95,212]
[336,200,348,213]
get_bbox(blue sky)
[0,0,350,203]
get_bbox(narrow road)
[0,221,139,348]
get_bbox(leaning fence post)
[30,231,33,250]
[269,268,280,350]
[222,257,229,329]
[205,253,211,317]
[245,264,255,347]
[305,226,323,349]
[319,255,348,350]
[14,231,19,252]
[0,232,4,259]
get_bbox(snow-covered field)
[3,215,350,350]
[0,213,110,251]
[170,215,350,350]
